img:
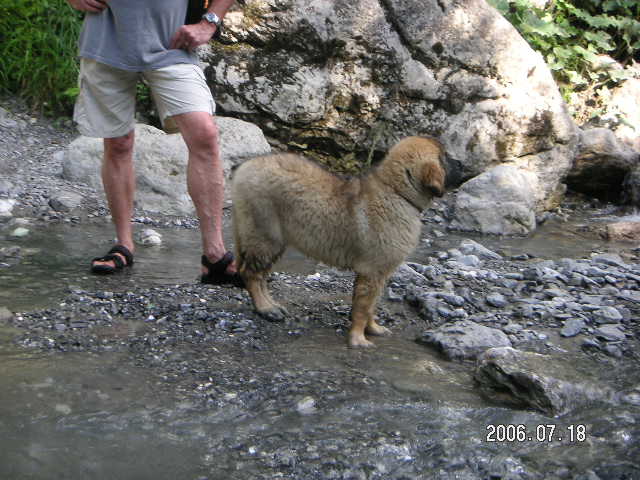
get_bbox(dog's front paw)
[348,332,375,348]
[366,323,391,336]
[257,305,289,322]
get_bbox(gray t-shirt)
[78,0,198,71]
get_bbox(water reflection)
[0,220,318,312]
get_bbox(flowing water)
[1,213,639,479]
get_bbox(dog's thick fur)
[232,136,446,347]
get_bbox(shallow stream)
[1,212,639,479]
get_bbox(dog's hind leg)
[236,238,288,321]
[243,268,289,322]
[348,273,389,347]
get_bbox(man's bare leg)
[172,111,236,275]
[92,130,136,269]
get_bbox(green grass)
[0,0,83,114]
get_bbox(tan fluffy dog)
[232,136,446,347]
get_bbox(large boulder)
[565,127,639,204]
[602,68,640,152]
[204,0,578,232]
[475,347,611,415]
[449,164,539,235]
[62,118,271,216]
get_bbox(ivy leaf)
[584,30,615,51]
[566,70,588,85]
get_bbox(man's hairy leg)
[93,130,136,268]
[172,111,236,275]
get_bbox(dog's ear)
[421,159,445,197]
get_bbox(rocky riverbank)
[1,97,640,479]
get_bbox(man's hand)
[67,0,108,13]
[170,22,218,51]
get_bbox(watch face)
[204,12,220,25]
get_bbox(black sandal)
[91,245,134,274]
[201,252,245,288]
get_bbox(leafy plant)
[0,0,84,114]
[488,0,640,102]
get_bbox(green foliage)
[488,0,640,100]
[0,0,83,114]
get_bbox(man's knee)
[104,131,135,159]
[190,120,219,156]
[176,113,219,157]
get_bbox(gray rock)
[0,198,16,218]
[62,120,271,215]
[8,227,29,238]
[592,306,623,325]
[566,127,639,202]
[48,189,84,212]
[603,344,623,359]
[417,320,512,361]
[137,228,163,246]
[458,239,502,260]
[456,254,481,267]
[0,179,15,196]
[592,253,628,269]
[0,306,13,322]
[486,293,508,308]
[560,318,586,338]
[502,323,524,335]
[390,263,428,286]
[450,165,538,235]
[475,347,611,415]
[207,0,578,230]
[438,293,465,308]
[594,324,626,342]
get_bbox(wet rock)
[8,227,29,238]
[475,347,610,415]
[594,324,626,342]
[591,253,628,269]
[560,318,586,337]
[138,228,163,246]
[296,396,316,415]
[390,263,428,286]
[417,320,512,361]
[605,221,640,242]
[0,306,13,322]
[582,338,602,351]
[620,386,640,406]
[458,239,502,260]
[453,254,481,268]
[603,344,623,359]
[592,306,623,325]
[486,293,508,308]
[0,198,16,218]
[0,245,21,259]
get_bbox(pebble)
[486,293,508,308]
[560,318,586,337]
[594,324,626,342]
[296,396,317,414]
[592,306,623,324]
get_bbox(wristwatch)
[202,12,222,28]
[202,11,223,39]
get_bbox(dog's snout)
[428,185,444,197]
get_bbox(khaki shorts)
[73,58,216,138]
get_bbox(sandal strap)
[108,245,134,267]
[92,253,125,269]
[201,251,234,274]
